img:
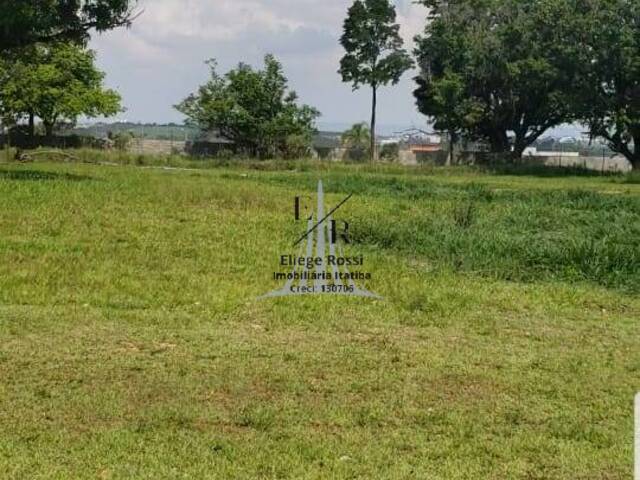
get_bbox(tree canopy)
[0,42,122,137]
[0,0,136,51]
[339,0,412,162]
[414,0,587,158]
[176,55,320,159]
[577,0,640,170]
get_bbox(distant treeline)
[69,123,199,141]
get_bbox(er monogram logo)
[259,180,381,299]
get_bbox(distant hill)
[71,122,199,141]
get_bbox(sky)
[89,0,430,132]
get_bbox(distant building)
[313,132,341,146]
[409,144,442,153]
[186,130,235,157]
[523,147,579,158]
[312,132,342,159]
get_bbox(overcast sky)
[89,0,430,131]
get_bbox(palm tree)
[341,122,371,161]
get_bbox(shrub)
[111,131,134,151]
[380,143,400,161]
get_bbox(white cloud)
[91,0,430,128]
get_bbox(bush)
[216,148,236,160]
[111,131,134,151]
[623,171,640,184]
[281,134,312,159]
[0,131,103,149]
[380,143,400,161]
[345,147,369,162]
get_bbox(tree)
[414,71,468,165]
[414,0,587,159]
[341,122,371,161]
[176,55,320,159]
[0,42,122,139]
[579,0,640,170]
[341,122,371,149]
[0,0,136,52]
[0,59,15,128]
[339,0,413,163]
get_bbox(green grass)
[0,156,639,479]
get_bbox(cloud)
[91,0,429,128]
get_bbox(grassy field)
[0,156,639,479]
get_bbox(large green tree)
[176,55,320,159]
[414,0,587,159]
[0,0,135,51]
[579,0,640,170]
[339,0,413,163]
[0,42,121,138]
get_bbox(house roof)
[410,144,442,152]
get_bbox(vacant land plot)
[0,159,639,479]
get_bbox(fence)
[130,138,186,155]
[394,147,633,172]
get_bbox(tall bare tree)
[339,0,412,163]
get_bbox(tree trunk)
[370,85,377,164]
[486,130,511,165]
[631,138,640,171]
[488,130,510,153]
[28,112,35,145]
[512,136,528,162]
[44,122,54,140]
[447,130,457,166]
[4,123,10,163]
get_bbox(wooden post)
[5,127,11,163]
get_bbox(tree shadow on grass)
[0,169,94,182]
